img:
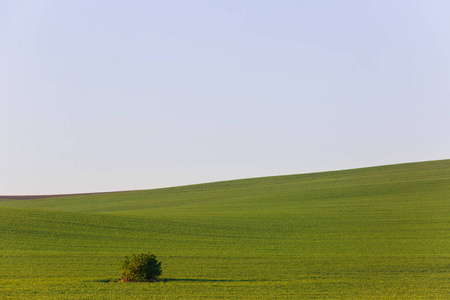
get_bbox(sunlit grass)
[1,160,449,299]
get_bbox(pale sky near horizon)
[1,0,449,195]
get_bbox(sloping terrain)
[1,160,449,299]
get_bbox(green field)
[1,160,449,299]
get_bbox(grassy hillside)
[1,160,449,299]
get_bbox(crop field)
[1,160,449,299]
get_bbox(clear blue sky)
[1,0,449,195]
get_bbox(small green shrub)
[120,253,162,282]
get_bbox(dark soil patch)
[0,192,111,200]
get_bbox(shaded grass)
[1,160,449,298]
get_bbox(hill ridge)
[1,158,448,200]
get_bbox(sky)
[1,0,449,195]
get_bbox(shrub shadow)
[162,278,265,283]
[92,278,268,283]
[92,279,117,283]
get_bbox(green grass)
[1,160,449,299]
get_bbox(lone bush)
[120,253,162,282]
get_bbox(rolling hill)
[1,160,449,299]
